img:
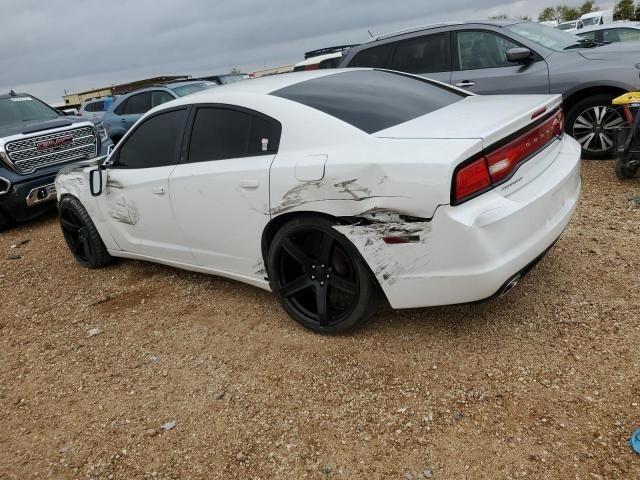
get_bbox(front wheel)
[58,196,112,269]
[615,154,640,180]
[267,216,379,333]
[566,94,626,160]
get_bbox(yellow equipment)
[612,92,640,106]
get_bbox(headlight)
[96,122,109,142]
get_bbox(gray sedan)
[340,20,640,158]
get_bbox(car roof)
[182,69,346,99]
[366,19,522,42]
[0,92,30,100]
[578,21,640,33]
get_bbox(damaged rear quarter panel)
[269,137,481,219]
[334,220,433,288]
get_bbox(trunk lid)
[374,94,563,148]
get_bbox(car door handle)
[152,186,166,196]
[239,180,259,189]
[456,81,476,88]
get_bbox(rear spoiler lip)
[449,105,564,206]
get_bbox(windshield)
[0,96,60,127]
[171,82,217,97]
[507,22,581,50]
[581,17,600,26]
[557,22,577,30]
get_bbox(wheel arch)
[562,83,629,114]
[261,211,350,270]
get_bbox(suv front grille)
[5,126,97,174]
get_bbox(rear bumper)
[336,134,581,309]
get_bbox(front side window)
[603,28,640,43]
[116,109,188,169]
[272,70,465,134]
[123,92,152,115]
[188,107,279,163]
[347,43,394,68]
[457,31,520,70]
[388,33,450,74]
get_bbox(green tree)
[635,4,640,20]
[614,0,635,20]
[558,5,580,20]
[539,6,558,21]
[489,14,508,19]
[579,0,598,15]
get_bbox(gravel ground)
[0,160,639,480]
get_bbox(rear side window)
[187,107,280,163]
[388,33,451,74]
[116,109,188,169]
[123,92,152,115]
[271,70,465,134]
[151,90,175,107]
[347,43,394,68]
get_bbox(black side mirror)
[89,168,103,197]
[506,47,533,63]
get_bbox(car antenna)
[367,29,374,38]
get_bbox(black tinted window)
[123,92,152,114]
[117,109,187,169]
[93,101,105,112]
[272,70,465,134]
[347,43,394,68]
[188,108,279,163]
[388,33,450,73]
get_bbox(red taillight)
[455,158,491,200]
[453,109,563,203]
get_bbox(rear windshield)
[171,82,217,97]
[271,70,465,134]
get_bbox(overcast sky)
[0,0,613,105]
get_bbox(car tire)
[58,196,112,269]
[0,209,10,232]
[615,154,640,180]
[267,216,379,333]
[566,94,626,160]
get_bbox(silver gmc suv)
[0,91,112,231]
[340,20,640,159]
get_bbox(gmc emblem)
[36,137,72,150]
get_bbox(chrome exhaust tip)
[500,274,521,297]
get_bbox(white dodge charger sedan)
[56,69,581,333]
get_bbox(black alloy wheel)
[567,94,626,159]
[58,196,112,269]
[268,216,379,333]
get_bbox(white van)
[579,10,613,28]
